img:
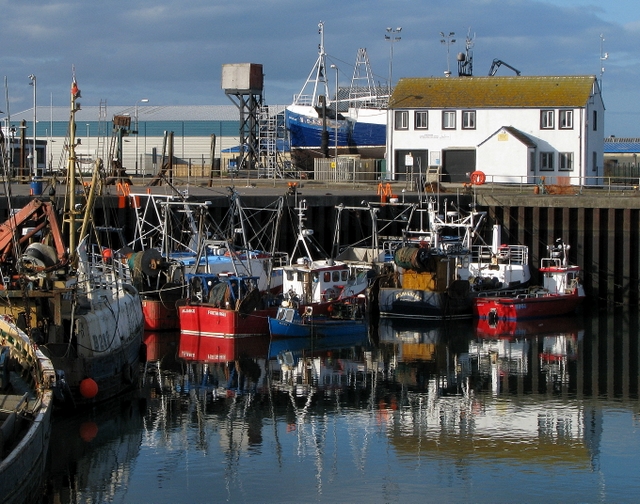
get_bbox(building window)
[592,151,598,172]
[559,110,573,129]
[540,110,554,129]
[394,110,408,130]
[414,111,428,129]
[593,110,598,131]
[559,152,574,171]
[540,152,554,171]
[462,110,476,129]
[442,110,456,129]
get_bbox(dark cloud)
[1,0,637,135]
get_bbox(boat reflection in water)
[42,310,640,502]
[44,394,144,503]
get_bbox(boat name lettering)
[207,354,227,361]
[92,333,110,352]
[180,351,196,358]
[207,309,227,317]
[395,290,423,302]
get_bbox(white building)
[386,75,605,185]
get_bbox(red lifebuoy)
[470,171,486,185]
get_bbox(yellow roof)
[389,75,597,109]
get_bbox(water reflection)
[41,310,640,502]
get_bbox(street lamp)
[599,33,608,91]
[385,27,402,96]
[28,74,37,177]
[135,98,149,176]
[440,32,456,77]
[330,64,339,165]
[86,123,90,160]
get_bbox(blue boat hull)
[285,109,351,149]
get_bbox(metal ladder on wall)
[96,99,108,162]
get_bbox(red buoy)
[79,378,98,399]
[102,248,113,261]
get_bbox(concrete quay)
[3,176,639,308]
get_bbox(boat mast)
[293,21,330,108]
[66,71,81,255]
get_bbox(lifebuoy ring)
[470,171,486,185]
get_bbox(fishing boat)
[473,239,585,321]
[375,195,531,320]
[0,316,55,504]
[277,199,370,315]
[128,190,285,331]
[176,195,286,363]
[0,73,145,408]
[268,301,366,341]
[285,22,387,157]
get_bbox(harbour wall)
[4,181,639,309]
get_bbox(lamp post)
[385,27,402,96]
[135,98,149,176]
[599,33,608,91]
[86,123,90,160]
[330,64,339,166]
[28,74,37,177]
[440,32,456,77]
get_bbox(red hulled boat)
[473,239,585,322]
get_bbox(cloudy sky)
[1,0,638,136]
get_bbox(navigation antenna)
[457,28,474,77]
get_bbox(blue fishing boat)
[268,304,366,341]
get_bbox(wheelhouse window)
[540,152,554,171]
[559,152,574,171]
[559,110,573,129]
[394,110,408,130]
[442,110,456,129]
[540,110,554,129]
[462,110,476,129]
[414,111,428,129]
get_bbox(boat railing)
[540,258,562,269]
[472,244,528,265]
[292,94,314,107]
[80,244,134,291]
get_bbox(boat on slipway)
[0,316,55,504]
[285,22,387,157]
[473,239,585,322]
[177,194,286,364]
[0,73,145,409]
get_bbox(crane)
[488,59,521,76]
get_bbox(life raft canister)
[470,171,486,185]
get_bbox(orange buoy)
[79,421,99,442]
[79,377,99,399]
[470,171,486,185]
[102,248,113,261]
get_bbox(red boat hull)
[177,304,276,362]
[473,291,584,321]
[142,299,179,332]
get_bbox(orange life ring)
[470,171,486,185]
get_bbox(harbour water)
[40,308,640,503]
